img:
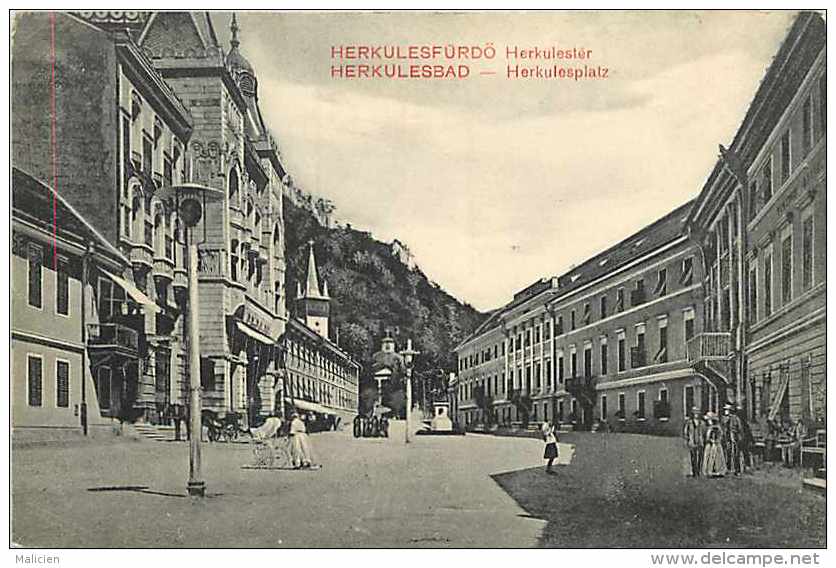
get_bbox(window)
[600,295,608,319]
[616,287,625,312]
[656,388,669,419]
[229,168,239,200]
[51,359,70,408]
[545,360,552,390]
[56,256,69,316]
[557,354,564,383]
[802,210,813,291]
[632,323,646,368]
[655,317,668,364]
[780,130,791,185]
[583,344,592,378]
[763,245,773,318]
[570,347,577,379]
[534,363,541,390]
[556,315,564,335]
[582,303,591,325]
[748,180,759,221]
[684,308,695,343]
[144,198,153,247]
[543,321,551,342]
[617,331,626,372]
[637,391,646,419]
[748,263,758,324]
[803,96,813,156]
[654,268,667,296]
[570,310,576,331]
[617,393,626,419]
[762,157,773,203]
[27,355,43,407]
[600,339,608,376]
[601,394,608,420]
[781,230,792,305]
[534,325,541,344]
[680,256,694,286]
[230,240,240,281]
[97,277,128,320]
[525,366,532,392]
[142,135,153,175]
[27,243,43,309]
[155,349,170,396]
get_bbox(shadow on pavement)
[87,485,225,499]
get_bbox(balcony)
[152,254,174,283]
[173,267,188,290]
[686,332,732,365]
[129,243,153,270]
[87,323,139,355]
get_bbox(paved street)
[12,427,824,548]
[12,422,567,548]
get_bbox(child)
[542,421,559,474]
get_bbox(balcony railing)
[87,323,138,352]
[686,332,732,364]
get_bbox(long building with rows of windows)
[452,11,826,437]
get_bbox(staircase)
[687,332,734,395]
[130,423,179,442]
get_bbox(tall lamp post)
[400,339,419,444]
[160,182,224,497]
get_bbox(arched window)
[228,167,239,202]
[272,224,281,256]
[144,196,154,247]
[154,211,165,257]
[131,186,144,243]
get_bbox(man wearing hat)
[682,406,707,477]
[721,403,744,476]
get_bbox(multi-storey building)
[453,11,826,437]
[281,243,360,423]
[688,12,826,430]
[454,206,709,436]
[454,278,560,427]
[11,168,132,437]
[12,11,194,424]
[548,203,706,434]
[136,12,289,427]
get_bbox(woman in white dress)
[289,412,315,469]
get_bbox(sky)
[211,10,797,311]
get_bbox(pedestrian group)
[682,404,750,478]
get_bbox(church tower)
[296,241,330,339]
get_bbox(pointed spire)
[230,13,240,49]
[321,279,329,299]
[305,240,323,298]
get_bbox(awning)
[285,397,337,415]
[100,268,161,314]
[235,321,275,345]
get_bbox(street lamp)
[400,338,419,444]
[158,182,224,497]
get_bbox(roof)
[553,199,693,299]
[284,318,360,370]
[454,200,694,353]
[12,167,130,266]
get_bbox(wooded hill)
[284,199,485,412]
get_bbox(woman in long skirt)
[702,413,727,477]
[289,412,315,468]
[542,422,559,474]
